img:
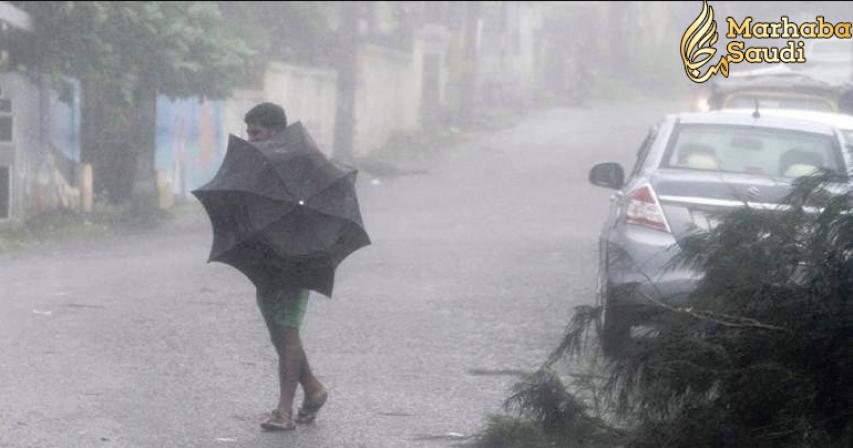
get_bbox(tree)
[478,174,853,448]
[217,1,335,67]
[217,1,360,160]
[11,1,251,206]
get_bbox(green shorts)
[256,286,310,338]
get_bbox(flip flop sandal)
[260,409,296,431]
[295,389,328,424]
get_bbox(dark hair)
[244,102,287,131]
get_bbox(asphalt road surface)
[0,101,682,448]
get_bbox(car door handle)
[609,192,623,202]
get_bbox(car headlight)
[694,94,711,112]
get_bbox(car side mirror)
[589,162,625,190]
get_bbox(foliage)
[477,415,553,448]
[479,174,853,447]
[9,2,252,203]
[217,0,336,79]
[13,1,251,103]
[0,200,177,253]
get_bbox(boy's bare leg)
[275,329,325,416]
[298,343,325,398]
[274,329,300,417]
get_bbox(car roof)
[712,75,841,93]
[719,108,853,130]
[668,110,838,136]
[710,67,848,93]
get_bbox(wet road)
[0,101,681,447]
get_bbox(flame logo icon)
[681,0,730,83]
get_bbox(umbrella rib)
[301,203,365,230]
[211,226,268,262]
[302,170,355,203]
[304,210,333,256]
[216,209,325,261]
[205,138,363,261]
[211,215,291,262]
[208,202,297,261]
[197,187,291,204]
[266,207,328,257]
[205,193,357,261]
[299,172,366,229]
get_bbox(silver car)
[588,110,852,355]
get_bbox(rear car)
[692,67,853,114]
[588,110,852,355]
[797,38,853,85]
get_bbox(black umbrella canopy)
[192,122,371,297]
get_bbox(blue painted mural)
[43,79,81,163]
[155,96,226,199]
[1,72,83,217]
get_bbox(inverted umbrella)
[192,122,371,297]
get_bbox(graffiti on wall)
[155,97,225,200]
[5,74,83,218]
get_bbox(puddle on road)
[466,368,529,377]
[61,303,106,309]
[378,411,414,417]
[410,432,472,443]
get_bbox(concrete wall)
[155,63,338,202]
[262,63,338,156]
[513,3,543,99]
[0,72,81,222]
[418,24,452,126]
[476,2,543,106]
[352,40,424,157]
[222,88,265,142]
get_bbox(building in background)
[158,1,549,199]
[1,1,553,216]
[473,1,544,107]
[0,2,84,224]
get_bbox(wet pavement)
[0,100,683,447]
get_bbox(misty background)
[1,2,853,448]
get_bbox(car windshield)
[667,124,841,177]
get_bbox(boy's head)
[244,102,287,142]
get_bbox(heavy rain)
[1,1,852,447]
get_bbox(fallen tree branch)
[637,290,790,333]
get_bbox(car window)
[666,124,841,178]
[629,125,659,179]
